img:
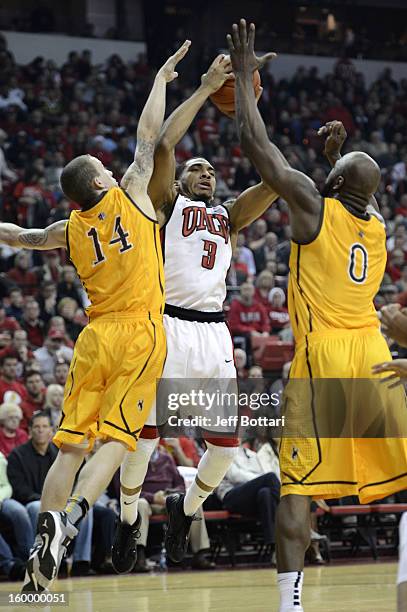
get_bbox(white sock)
[120,437,158,524]
[183,442,238,516]
[278,571,304,611]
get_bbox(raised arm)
[148,54,234,213]
[0,220,67,250]
[121,41,191,218]
[228,20,322,243]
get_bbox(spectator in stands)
[0,450,33,562]
[387,249,405,282]
[48,316,74,347]
[57,297,84,341]
[37,281,58,324]
[161,438,201,467]
[57,266,83,306]
[7,411,94,576]
[249,218,268,251]
[7,251,37,296]
[267,288,290,334]
[228,282,269,363]
[54,360,70,387]
[38,250,62,284]
[21,299,45,348]
[43,383,64,430]
[254,271,275,309]
[5,288,24,323]
[33,330,73,383]
[0,402,28,457]
[0,354,27,403]
[0,330,12,354]
[12,329,33,377]
[234,347,248,379]
[252,231,278,273]
[137,445,213,571]
[20,371,45,431]
[236,234,256,277]
[217,444,280,555]
[0,301,19,333]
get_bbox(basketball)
[210,70,261,116]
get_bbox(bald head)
[323,151,381,204]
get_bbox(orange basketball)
[210,70,261,116]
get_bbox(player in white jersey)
[112,53,278,573]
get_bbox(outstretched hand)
[201,54,234,94]
[158,40,191,83]
[226,18,276,75]
[372,359,407,388]
[318,120,347,158]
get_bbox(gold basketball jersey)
[288,197,386,342]
[66,188,165,318]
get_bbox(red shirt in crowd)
[0,378,28,404]
[0,317,20,333]
[268,306,290,331]
[0,427,28,457]
[228,299,270,335]
[20,392,46,431]
[254,288,270,309]
[7,268,38,296]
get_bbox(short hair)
[0,402,22,422]
[60,155,99,207]
[30,410,51,428]
[0,353,18,366]
[25,370,43,382]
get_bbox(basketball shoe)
[112,514,142,574]
[165,493,199,562]
[22,511,78,592]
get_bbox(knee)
[277,495,311,547]
[257,487,271,504]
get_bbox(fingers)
[372,361,393,373]
[248,22,255,53]
[258,52,277,69]
[171,39,191,64]
[226,33,235,54]
[231,23,241,50]
[239,18,248,47]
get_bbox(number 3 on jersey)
[87,216,133,266]
[202,239,217,270]
[348,243,368,284]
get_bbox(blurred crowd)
[0,35,405,577]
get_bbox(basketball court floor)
[0,562,397,611]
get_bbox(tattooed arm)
[0,220,67,250]
[121,40,190,220]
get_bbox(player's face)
[89,156,118,189]
[180,159,216,201]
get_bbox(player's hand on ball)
[158,40,191,82]
[227,19,276,75]
[318,121,347,157]
[201,54,234,94]
[372,359,407,387]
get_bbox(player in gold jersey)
[229,20,407,612]
[0,41,191,592]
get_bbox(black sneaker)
[22,511,78,593]
[165,493,196,563]
[111,514,142,574]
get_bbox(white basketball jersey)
[162,195,232,312]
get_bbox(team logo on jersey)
[137,399,144,411]
[181,205,230,244]
[98,212,106,221]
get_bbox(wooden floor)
[0,562,397,611]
